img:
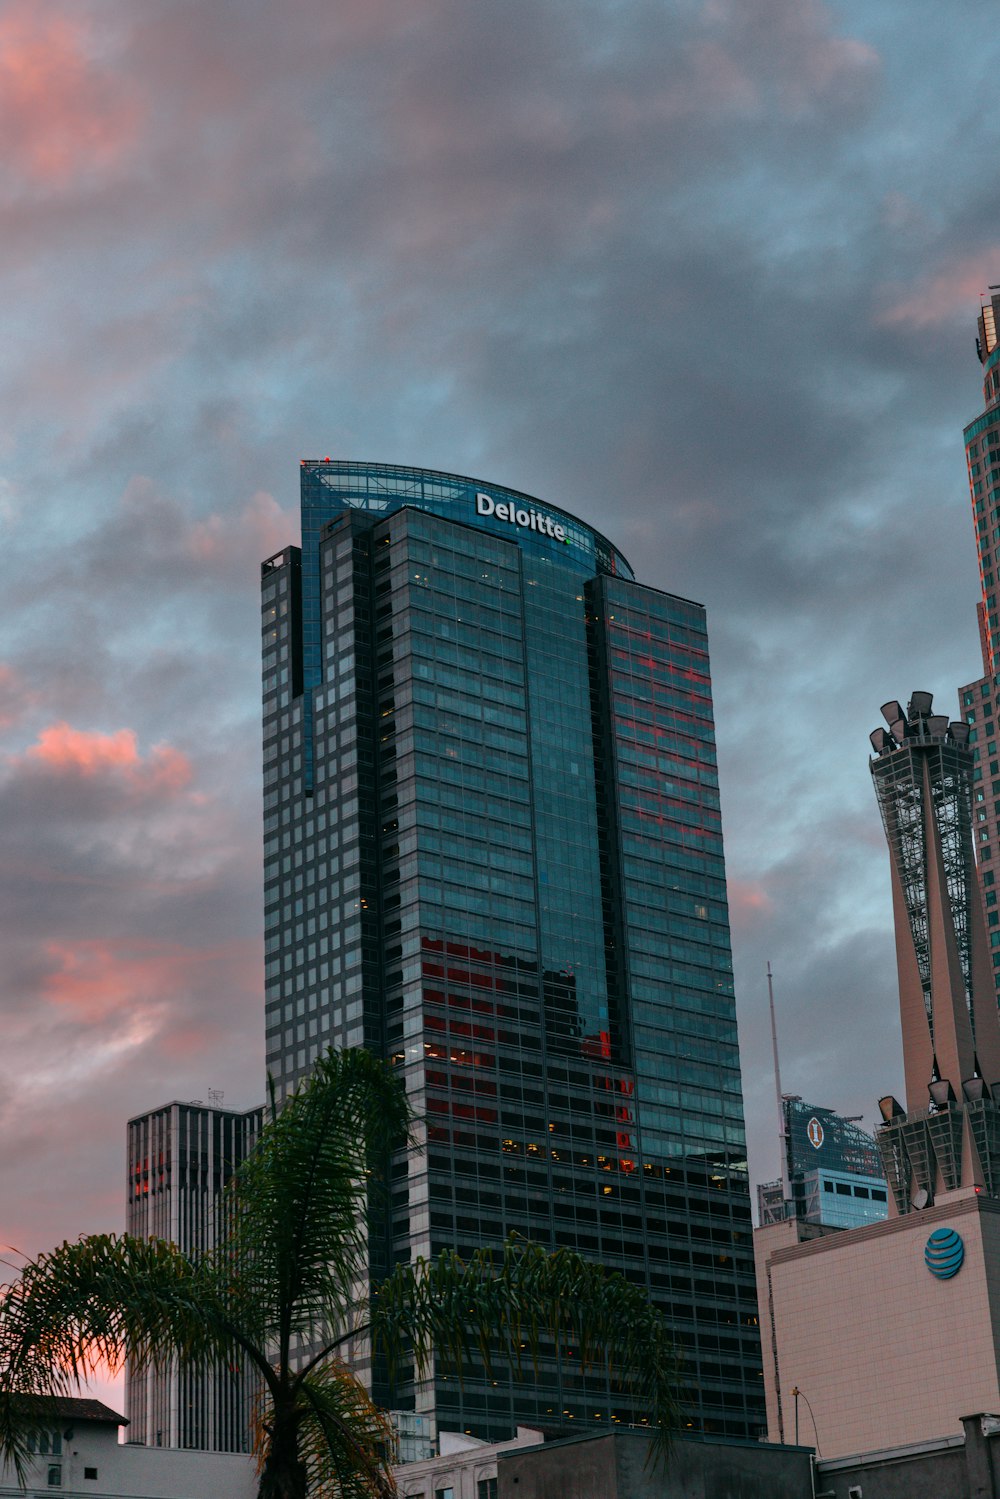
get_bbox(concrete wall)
[755,1216,836,1443]
[814,1415,1000,1498]
[497,1429,813,1498]
[816,1444,964,1499]
[757,1191,1000,1458]
[0,1423,255,1499]
[499,1430,617,1499]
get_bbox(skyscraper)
[125,1099,262,1451]
[957,291,1000,993]
[261,461,762,1441]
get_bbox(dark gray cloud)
[0,0,996,1293]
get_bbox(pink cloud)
[879,254,1000,330]
[693,0,880,121]
[40,935,258,1030]
[42,938,176,1025]
[0,3,142,187]
[23,722,192,792]
[727,878,774,929]
[186,490,292,567]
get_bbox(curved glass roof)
[300,459,635,580]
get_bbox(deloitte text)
[475,492,568,542]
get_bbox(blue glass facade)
[958,293,1000,1006]
[261,462,762,1442]
[757,1098,888,1229]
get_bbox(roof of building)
[13,1396,127,1426]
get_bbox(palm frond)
[0,1049,682,1495]
[0,1233,271,1471]
[294,1361,397,1499]
[372,1237,681,1455]
[225,1048,411,1353]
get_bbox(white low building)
[0,1398,255,1499]
[1,1396,544,1499]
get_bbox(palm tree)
[0,1048,679,1498]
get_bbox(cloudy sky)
[1,0,997,1312]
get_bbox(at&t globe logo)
[924,1227,964,1280]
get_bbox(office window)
[478,1480,499,1499]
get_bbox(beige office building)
[757,1192,1000,1458]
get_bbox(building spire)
[768,962,791,1212]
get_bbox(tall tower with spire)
[869,690,1000,1212]
[956,291,1000,1007]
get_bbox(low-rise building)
[393,1426,540,1499]
[495,1428,813,1498]
[0,1398,255,1499]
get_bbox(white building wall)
[0,1423,255,1499]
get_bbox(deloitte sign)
[475,492,569,544]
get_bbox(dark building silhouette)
[125,1100,262,1451]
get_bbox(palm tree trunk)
[257,1410,307,1499]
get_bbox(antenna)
[768,962,792,1212]
[208,1088,224,1109]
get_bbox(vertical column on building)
[262,547,305,1095]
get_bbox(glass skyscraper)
[957,291,1000,1003]
[261,461,762,1442]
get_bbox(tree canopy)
[0,1047,680,1497]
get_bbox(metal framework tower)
[870,691,1000,1213]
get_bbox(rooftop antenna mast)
[768,961,792,1213]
